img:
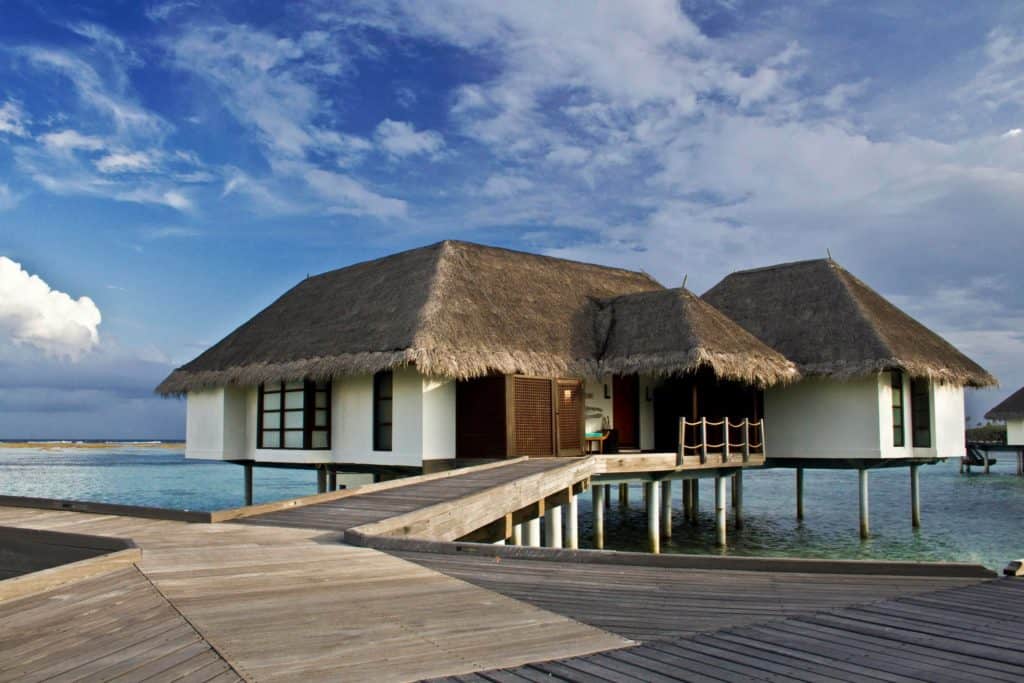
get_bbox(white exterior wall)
[185,368,456,468]
[764,377,882,459]
[931,382,966,459]
[767,373,966,461]
[1007,419,1024,446]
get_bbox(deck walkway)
[235,459,569,533]
[441,575,1024,682]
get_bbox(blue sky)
[1,1,1022,438]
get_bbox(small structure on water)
[983,387,1024,476]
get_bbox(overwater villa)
[157,240,993,547]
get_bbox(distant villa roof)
[985,387,1024,421]
[158,241,799,394]
[703,258,996,388]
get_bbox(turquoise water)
[0,446,1020,570]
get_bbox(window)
[891,371,905,447]
[910,378,931,448]
[373,371,393,451]
[258,381,331,450]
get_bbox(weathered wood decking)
[437,573,1024,682]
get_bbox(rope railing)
[676,417,765,466]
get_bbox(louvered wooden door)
[511,376,555,457]
[556,379,584,456]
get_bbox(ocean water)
[0,445,1020,570]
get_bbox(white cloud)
[39,129,106,153]
[145,226,202,239]
[0,184,19,211]
[0,256,101,359]
[0,101,29,137]
[95,150,157,173]
[1003,128,1022,138]
[481,174,533,198]
[304,169,407,219]
[374,119,444,158]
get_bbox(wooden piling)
[683,479,693,522]
[714,475,727,548]
[328,468,337,492]
[691,479,700,524]
[544,505,563,548]
[660,480,672,539]
[619,483,629,508]
[733,470,744,530]
[646,481,660,554]
[796,467,805,521]
[604,484,611,508]
[910,464,921,529]
[859,469,870,540]
[317,467,327,494]
[244,462,253,506]
[566,490,579,550]
[1018,449,1023,477]
[593,483,605,550]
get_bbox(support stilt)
[983,452,991,475]
[683,479,693,521]
[1018,449,1023,477]
[734,470,744,530]
[544,505,563,548]
[316,467,326,494]
[859,468,870,539]
[243,462,253,506]
[327,468,337,492]
[714,475,727,548]
[525,517,541,547]
[660,480,672,539]
[691,478,699,524]
[605,484,611,508]
[593,484,605,550]
[619,483,629,508]
[646,481,660,554]
[910,464,921,529]
[512,523,523,546]
[796,467,805,521]
[566,491,579,550]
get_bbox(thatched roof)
[703,259,996,388]
[157,240,664,394]
[985,387,1024,420]
[598,288,797,386]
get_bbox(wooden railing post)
[722,420,730,464]
[743,419,750,463]
[700,418,708,464]
[677,417,685,467]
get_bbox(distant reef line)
[0,441,184,450]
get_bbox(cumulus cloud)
[0,256,102,359]
[374,119,444,158]
[95,150,157,173]
[39,129,106,153]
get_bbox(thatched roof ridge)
[157,240,661,394]
[703,258,996,388]
[598,288,798,386]
[985,387,1024,421]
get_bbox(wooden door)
[511,376,555,457]
[613,375,639,448]
[556,379,584,456]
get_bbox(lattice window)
[513,377,554,457]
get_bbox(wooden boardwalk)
[441,577,1024,682]
[0,506,627,682]
[395,551,984,641]
[235,459,569,533]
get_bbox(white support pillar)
[243,462,253,506]
[859,468,870,540]
[511,522,523,546]
[493,539,506,546]
[544,505,563,548]
[910,464,921,529]
[566,491,579,550]
[646,481,660,554]
[714,475,727,548]
[796,467,805,521]
[593,484,605,550]
[733,470,744,531]
[525,517,541,547]
[660,480,673,539]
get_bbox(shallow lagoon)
[0,445,1020,570]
